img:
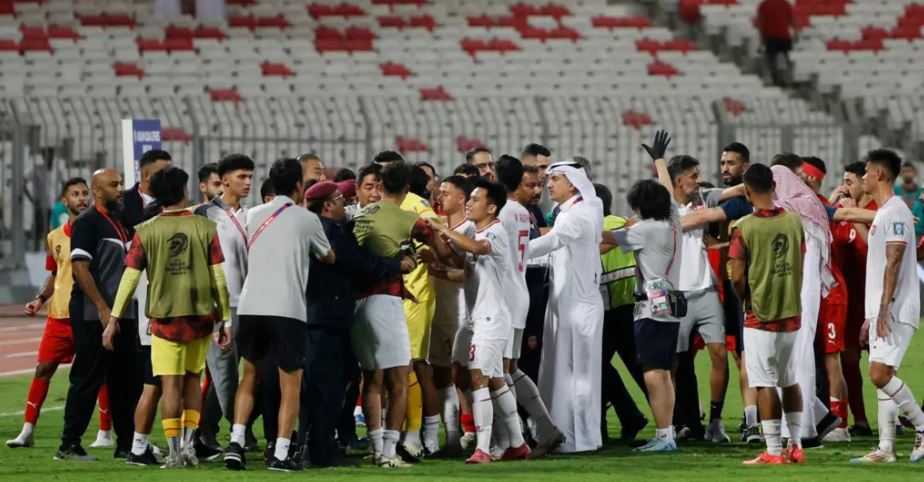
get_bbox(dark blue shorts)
[634,318,679,370]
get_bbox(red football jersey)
[831,198,877,321]
[817,195,847,306]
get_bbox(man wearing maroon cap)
[299,181,415,467]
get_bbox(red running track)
[0,305,55,377]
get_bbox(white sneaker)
[911,431,924,463]
[378,455,412,468]
[532,427,565,458]
[704,420,730,443]
[633,438,677,453]
[822,427,851,443]
[459,432,476,450]
[182,443,199,467]
[161,454,185,469]
[150,443,164,459]
[850,448,896,464]
[89,429,114,448]
[6,430,34,448]
[490,445,506,460]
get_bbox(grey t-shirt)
[612,200,682,322]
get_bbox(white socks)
[368,428,384,454]
[131,432,149,456]
[762,420,782,456]
[492,386,525,448]
[655,427,674,442]
[883,376,924,431]
[404,429,422,448]
[744,405,758,427]
[512,369,555,434]
[20,423,34,437]
[423,415,441,453]
[471,387,493,453]
[274,437,290,461]
[230,423,246,446]
[382,430,400,459]
[784,411,802,448]
[878,389,898,453]
[439,385,461,445]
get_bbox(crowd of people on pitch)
[6,129,924,470]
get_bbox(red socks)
[97,385,112,431]
[24,377,51,425]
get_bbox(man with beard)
[7,178,114,450]
[56,169,142,461]
[198,163,222,204]
[122,150,172,231]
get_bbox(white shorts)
[869,318,916,369]
[429,312,460,368]
[504,328,524,360]
[352,295,411,370]
[451,324,473,367]
[744,327,798,388]
[676,288,725,352]
[469,332,505,379]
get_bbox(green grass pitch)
[2,333,924,480]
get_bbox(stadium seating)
[0,0,896,217]
[690,0,923,157]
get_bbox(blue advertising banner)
[121,118,162,186]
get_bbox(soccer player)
[728,163,806,465]
[427,175,472,455]
[400,164,443,458]
[225,158,334,472]
[850,149,924,464]
[197,162,222,203]
[830,161,877,435]
[6,178,114,450]
[57,168,142,461]
[532,160,604,454]
[351,161,444,468]
[106,166,231,469]
[429,177,530,464]
[495,155,560,455]
[194,154,254,451]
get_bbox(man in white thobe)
[529,161,604,454]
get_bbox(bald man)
[56,169,143,461]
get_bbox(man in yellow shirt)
[6,178,113,452]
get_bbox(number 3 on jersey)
[517,230,529,272]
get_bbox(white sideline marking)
[0,405,64,418]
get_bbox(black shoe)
[267,456,303,473]
[126,446,159,466]
[264,441,276,466]
[849,423,873,437]
[395,443,421,464]
[801,436,822,449]
[195,438,223,462]
[244,428,260,452]
[54,444,97,461]
[741,425,762,444]
[816,412,842,442]
[620,416,649,444]
[224,442,247,471]
[113,447,130,459]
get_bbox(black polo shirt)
[70,205,135,322]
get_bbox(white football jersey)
[464,220,512,338]
[431,219,474,324]
[498,199,531,328]
[865,196,920,328]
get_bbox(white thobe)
[529,195,604,453]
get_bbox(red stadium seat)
[315,26,343,40]
[194,26,227,40]
[467,15,496,28]
[510,3,539,17]
[229,15,256,29]
[261,62,294,78]
[591,16,651,29]
[622,110,653,130]
[488,38,519,52]
[256,16,291,28]
[647,61,679,78]
[395,136,429,153]
[137,37,166,52]
[343,38,373,52]
[79,14,136,28]
[314,38,343,53]
[540,4,571,19]
[378,16,406,28]
[420,86,453,101]
[456,137,486,153]
[113,62,145,79]
[333,3,366,17]
[209,88,242,102]
[0,39,18,51]
[47,25,80,41]
[860,26,889,41]
[19,37,52,52]
[547,26,580,41]
[380,62,413,79]
[165,26,194,39]
[20,26,46,40]
[0,2,13,15]
[409,15,436,31]
[635,38,660,54]
[164,37,194,52]
[723,97,748,116]
[345,26,375,40]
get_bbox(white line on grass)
[0,337,41,346]
[0,405,64,417]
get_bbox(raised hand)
[641,129,672,161]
